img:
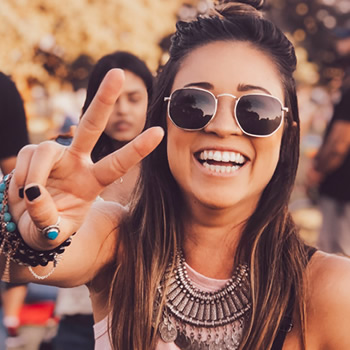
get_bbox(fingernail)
[18,187,24,199]
[25,186,41,201]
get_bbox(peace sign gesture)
[8,69,164,251]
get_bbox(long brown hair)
[108,1,309,349]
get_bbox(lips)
[114,121,132,131]
[195,149,247,174]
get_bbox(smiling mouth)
[195,150,247,174]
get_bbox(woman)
[1,1,350,349]
[56,50,153,204]
[84,51,153,164]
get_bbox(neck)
[182,218,246,279]
[181,198,256,279]
[111,139,129,151]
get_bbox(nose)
[203,95,243,137]
[115,96,129,115]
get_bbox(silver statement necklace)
[156,250,251,349]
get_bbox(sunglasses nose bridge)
[216,93,237,99]
[204,93,243,136]
[215,93,238,113]
[216,93,238,102]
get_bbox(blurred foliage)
[268,0,350,84]
[0,0,197,95]
[0,0,349,108]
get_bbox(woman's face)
[167,41,286,215]
[104,70,148,143]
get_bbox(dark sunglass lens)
[169,89,215,129]
[236,95,283,136]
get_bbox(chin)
[194,189,261,213]
[195,193,243,209]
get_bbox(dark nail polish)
[25,186,41,201]
[18,188,24,199]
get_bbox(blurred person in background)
[52,50,153,350]
[307,31,350,256]
[0,72,58,350]
[0,72,29,174]
[0,71,29,349]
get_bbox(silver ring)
[39,216,61,240]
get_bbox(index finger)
[70,68,125,155]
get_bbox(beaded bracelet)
[0,172,73,281]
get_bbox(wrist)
[0,172,74,279]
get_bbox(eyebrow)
[183,82,213,89]
[183,82,272,95]
[237,83,271,95]
[125,89,144,96]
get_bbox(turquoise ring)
[39,217,61,240]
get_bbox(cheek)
[167,128,181,169]
[253,132,282,179]
[134,102,148,122]
[166,124,192,180]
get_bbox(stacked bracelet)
[0,172,73,281]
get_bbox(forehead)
[121,70,147,93]
[172,41,284,100]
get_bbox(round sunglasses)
[164,87,288,137]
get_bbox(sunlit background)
[1,0,350,240]
[1,0,349,137]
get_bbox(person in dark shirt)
[307,67,350,256]
[0,72,30,348]
[0,72,29,174]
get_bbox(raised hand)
[8,69,164,250]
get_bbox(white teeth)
[198,150,246,164]
[202,162,241,174]
[222,151,230,162]
[213,151,221,161]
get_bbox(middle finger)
[70,68,125,155]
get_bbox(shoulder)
[306,251,350,349]
[0,73,19,96]
[90,199,127,225]
[0,72,11,87]
[83,200,128,245]
[308,250,350,283]
[77,200,128,266]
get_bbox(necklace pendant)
[174,332,194,349]
[159,319,178,343]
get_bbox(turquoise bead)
[3,212,11,222]
[3,174,10,181]
[0,182,5,192]
[46,229,59,240]
[0,193,3,201]
[6,222,16,232]
[0,204,8,212]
